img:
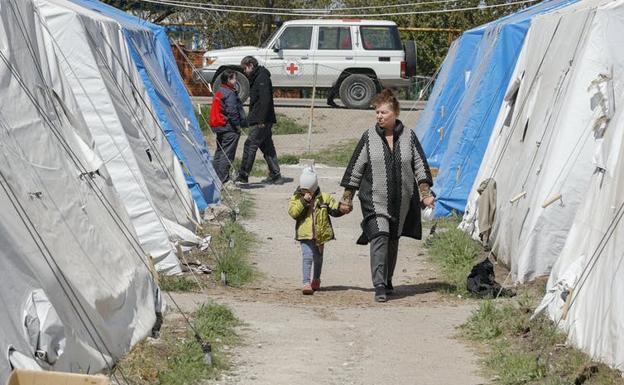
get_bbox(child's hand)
[303,192,313,202]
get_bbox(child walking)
[288,167,346,294]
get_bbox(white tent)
[0,0,158,382]
[460,0,617,283]
[34,0,208,275]
[534,0,624,370]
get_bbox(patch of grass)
[307,139,358,167]
[460,291,624,385]
[117,301,242,385]
[159,276,200,293]
[279,153,300,164]
[272,113,307,135]
[212,220,257,287]
[425,228,481,295]
[195,105,211,135]
[432,213,463,229]
[194,302,241,345]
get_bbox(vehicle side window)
[359,26,402,50]
[318,27,352,50]
[277,27,313,50]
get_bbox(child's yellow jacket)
[287,189,343,245]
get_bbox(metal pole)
[307,63,318,153]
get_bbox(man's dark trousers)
[239,123,280,179]
[213,127,240,183]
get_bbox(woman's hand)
[339,202,353,214]
[422,196,435,208]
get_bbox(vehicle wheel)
[212,70,250,102]
[404,40,417,77]
[339,74,377,109]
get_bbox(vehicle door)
[355,25,403,81]
[265,25,315,87]
[312,25,354,88]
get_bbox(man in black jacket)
[236,56,283,184]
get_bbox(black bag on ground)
[466,259,514,298]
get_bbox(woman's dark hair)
[240,55,258,68]
[372,88,400,115]
[220,69,236,84]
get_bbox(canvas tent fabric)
[69,0,221,210]
[415,0,576,217]
[533,0,624,370]
[460,0,618,283]
[0,0,158,382]
[34,0,209,274]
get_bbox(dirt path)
[173,164,487,385]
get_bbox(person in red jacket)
[210,70,247,184]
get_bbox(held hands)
[422,196,435,208]
[339,201,353,214]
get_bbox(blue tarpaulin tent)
[71,0,220,209]
[415,0,576,217]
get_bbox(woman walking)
[340,89,435,302]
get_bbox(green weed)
[426,228,481,295]
[272,113,307,135]
[159,276,200,293]
[117,302,242,385]
[212,220,257,287]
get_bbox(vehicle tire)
[212,69,250,102]
[339,74,377,109]
[404,40,417,77]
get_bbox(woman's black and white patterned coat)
[341,120,432,244]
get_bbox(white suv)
[198,19,416,109]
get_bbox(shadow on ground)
[320,281,456,300]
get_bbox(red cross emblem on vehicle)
[284,60,302,77]
[286,62,298,74]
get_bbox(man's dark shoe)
[374,284,387,302]
[386,281,394,296]
[261,174,284,185]
[234,175,248,185]
[327,99,339,108]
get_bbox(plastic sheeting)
[415,0,576,217]
[69,0,221,209]
[0,0,158,381]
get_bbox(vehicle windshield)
[261,27,281,48]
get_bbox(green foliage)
[307,140,358,167]
[460,292,624,385]
[426,228,481,294]
[195,105,211,134]
[159,276,201,292]
[212,220,256,287]
[117,301,242,385]
[272,113,307,135]
[279,154,300,164]
[194,302,241,345]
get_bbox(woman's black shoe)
[374,284,387,302]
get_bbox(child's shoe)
[302,284,314,295]
[311,279,321,291]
